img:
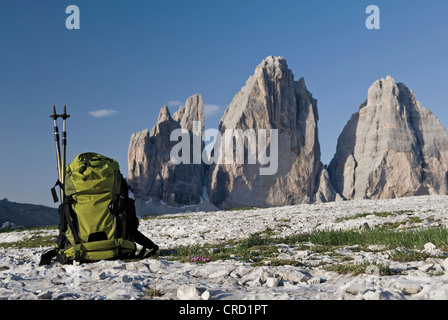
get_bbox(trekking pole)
[50,105,63,202]
[50,105,62,180]
[61,105,70,199]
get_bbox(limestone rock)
[207,56,329,209]
[177,285,202,300]
[128,95,206,210]
[395,279,423,295]
[328,76,448,200]
[314,166,336,203]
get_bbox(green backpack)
[40,152,158,265]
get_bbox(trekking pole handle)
[62,106,69,146]
[50,105,59,120]
[61,105,70,120]
[50,106,60,142]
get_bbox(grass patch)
[0,226,58,249]
[389,248,429,262]
[144,287,162,298]
[142,214,188,220]
[409,217,423,224]
[325,261,396,276]
[158,232,279,265]
[288,226,448,251]
[252,259,305,267]
[336,210,414,222]
[0,234,55,249]
[155,226,448,268]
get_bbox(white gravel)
[1,195,448,300]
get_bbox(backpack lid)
[64,152,121,197]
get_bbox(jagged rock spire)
[128,95,206,210]
[207,56,331,209]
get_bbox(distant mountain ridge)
[0,198,59,228]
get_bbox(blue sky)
[0,0,447,207]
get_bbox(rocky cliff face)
[328,76,448,200]
[128,95,205,208]
[207,56,333,209]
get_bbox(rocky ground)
[1,195,448,301]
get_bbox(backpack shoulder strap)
[40,197,82,266]
[119,175,159,259]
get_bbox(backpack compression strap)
[134,230,159,259]
[39,230,159,265]
[39,249,58,266]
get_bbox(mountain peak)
[261,55,286,67]
[158,105,172,122]
[329,77,448,201]
[367,76,399,101]
[208,56,328,209]
[253,56,290,79]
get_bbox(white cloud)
[204,104,222,117]
[88,109,119,118]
